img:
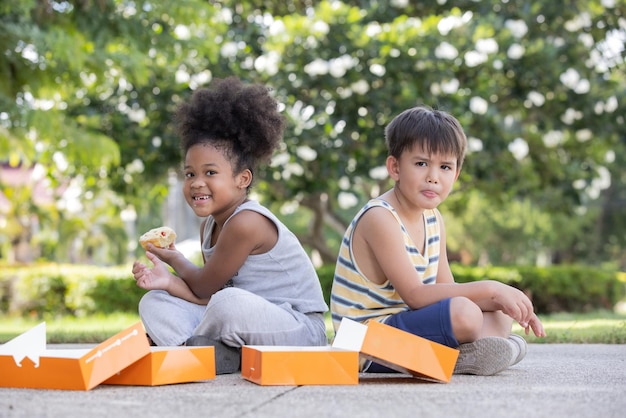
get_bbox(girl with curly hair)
[132,77,328,374]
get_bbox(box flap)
[79,322,150,389]
[331,318,368,351]
[0,321,150,390]
[331,317,459,383]
[0,322,47,367]
[245,345,354,352]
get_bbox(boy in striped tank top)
[331,106,545,375]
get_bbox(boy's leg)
[138,290,206,346]
[189,287,327,374]
[453,337,513,375]
[365,299,516,375]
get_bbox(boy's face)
[387,144,460,210]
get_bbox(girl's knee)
[138,290,160,315]
[449,296,482,343]
[138,290,173,317]
[205,287,256,319]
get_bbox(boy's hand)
[492,282,547,337]
[491,283,531,322]
[523,313,547,338]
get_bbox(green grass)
[512,311,626,344]
[0,313,142,344]
[1,311,625,344]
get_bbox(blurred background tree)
[0,0,624,269]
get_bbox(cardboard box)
[241,345,359,386]
[332,318,459,383]
[105,346,215,386]
[0,322,150,390]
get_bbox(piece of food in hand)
[139,226,177,250]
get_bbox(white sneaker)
[454,337,513,376]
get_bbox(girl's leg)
[192,287,327,347]
[138,290,206,346]
[188,287,327,375]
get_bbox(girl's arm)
[147,210,278,299]
[132,252,210,305]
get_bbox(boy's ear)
[237,169,253,189]
[386,155,400,181]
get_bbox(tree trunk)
[300,191,348,265]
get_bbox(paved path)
[1,344,625,418]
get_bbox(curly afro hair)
[175,76,285,176]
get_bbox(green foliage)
[0,262,624,344]
[452,264,625,314]
[316,263,336,306]
[315,262,625,315]
[0,263,144,318]
[0,0,624,268]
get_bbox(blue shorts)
[364,298,459,373]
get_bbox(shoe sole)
[454,337,513,376]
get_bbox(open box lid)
[0,321,150,390]
[332,317,459,383]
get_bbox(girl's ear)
[237,169,253,189]
[386,155,400,181]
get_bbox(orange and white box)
[332,318,459,383]
[0,322,150,390]
[105,345,215,386]
[241,345,359,386]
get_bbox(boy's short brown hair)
[384,106,467,169]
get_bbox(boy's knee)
[450,297,482,342]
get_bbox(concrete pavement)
[1,344,625,418]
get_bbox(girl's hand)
[142,242,183,265]
[132,251,176,291]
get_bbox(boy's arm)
[433,209,454,284]
[158,273,210,305]
[357,207,538,330]
[434,211,543,333]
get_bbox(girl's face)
[182,143,251,220]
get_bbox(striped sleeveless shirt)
[330,199,441,332]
